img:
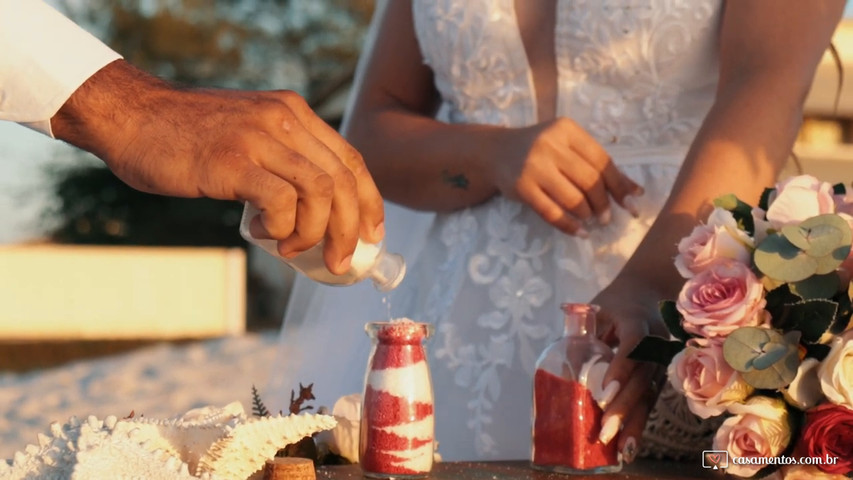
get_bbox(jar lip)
[365,320,434,342]
[560,303,601,315]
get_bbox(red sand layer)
[362,385,434,427]
[532,369,618,470]
[376,322,427,344]
[371,344,426,369]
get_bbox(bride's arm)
[595,0,846,460]
[343,0,642,236]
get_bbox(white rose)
[782,357,825,410]
[818,330,853,409]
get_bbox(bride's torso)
[412,0,722,149]
[383,0,727,460]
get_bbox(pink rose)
[674,208,754,278]
[766,175,836,228]
[667,338,753,418]
[677,260,769,338]
[713,396,792,478]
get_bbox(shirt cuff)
[0,0,123,137]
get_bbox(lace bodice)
[413,0,720,147]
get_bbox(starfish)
[0,402,336,480]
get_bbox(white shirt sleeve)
[0,0,123,137]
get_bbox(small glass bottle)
[239,203,406,291]
[360,320,434,479]
[531,303,621,474]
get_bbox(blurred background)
[1,0,853,368]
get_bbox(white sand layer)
[0,332,280,461]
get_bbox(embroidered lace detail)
[555,0,719,147]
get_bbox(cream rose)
[713,396,792,478]
[782,357,825,410]
[674,208,754,278]
[667,338,752,418]
[818,330,853,409]
[765,175,836,228]
[677,260,769,338]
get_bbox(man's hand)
[51,60,385,274]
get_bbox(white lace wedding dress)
[267,0,723,461]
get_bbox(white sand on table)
[0,331,280,460]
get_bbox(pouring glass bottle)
[239,203,406,291]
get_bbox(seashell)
[1,404,336,480]
[197,413,337,480]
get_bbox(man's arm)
[0,0,121,135]
[1,1,385,274]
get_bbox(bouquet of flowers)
[630,175,853,479]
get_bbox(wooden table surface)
[315,459,724,480]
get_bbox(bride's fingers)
[598,360,660,445]
[558,118,644,212]
[520,185,588,236]
[613,367,662,464]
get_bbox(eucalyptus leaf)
[741,346,800,390]
[749,342,789,370]
[754,233,815,282]
[814,253,846,275]
[797,214,852,259]
[780,225,811,251]
[723,327,777,372]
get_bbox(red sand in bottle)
[360,323,434,475]
[532,369,618,470]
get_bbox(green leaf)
[789,273,840,300]
[754,233,816,282]
[781,225,812,251]
[725,328,801,390]
[758,187,774,211]
[741,346,800,389]
[749,342,789,370]
[659,300,690,342]
[723,327,777,372]
[713,193,755,235]
[772,299,837,343]
[628,336,685,366]
[805,343,831,361]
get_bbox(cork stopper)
[262,457,315,480]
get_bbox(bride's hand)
[590,280,669,463]
[485,117,643,236]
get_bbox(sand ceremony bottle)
[531,303,621,474]
[239,203,405,291]
[360,320,434,478]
